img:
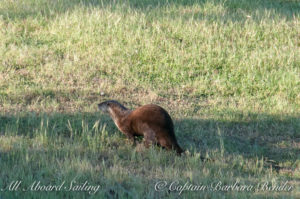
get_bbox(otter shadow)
[0,111,299,164]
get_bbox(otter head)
[98,101,111,113]
[98,100,127,114]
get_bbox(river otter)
[98,100,184,154]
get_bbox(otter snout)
[98,100,128,114]
[98,102,109,113]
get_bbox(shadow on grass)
[0,111,299,165]
[0,0,298,22]
[176,114,300,164]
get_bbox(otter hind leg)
[141,125,184,155]
[142,125,157,148]
[158,137,173,150]
[158,136,183,155]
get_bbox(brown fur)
[98,100,184,154]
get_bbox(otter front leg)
[123,132,135,145]
[118,126,135,145]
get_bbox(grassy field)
[0,0,299,198]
